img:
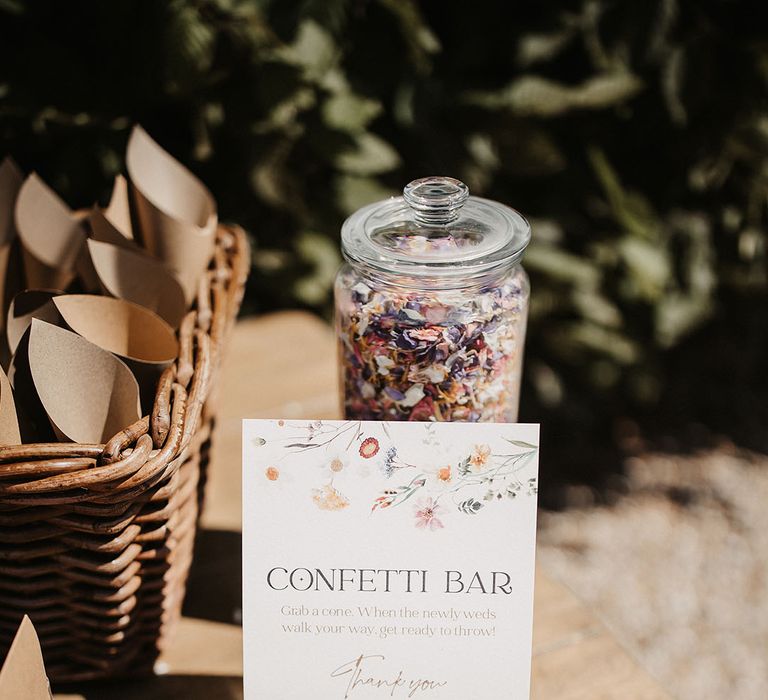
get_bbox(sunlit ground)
[539,447,768,700]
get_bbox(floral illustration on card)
[311,484,350,511]
[371,438,538,525]
[252,420,538,529]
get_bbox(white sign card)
[243,420,540,699]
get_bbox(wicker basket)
[0,224,249,682]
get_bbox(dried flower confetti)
[335,266,528,422]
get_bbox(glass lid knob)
[403,176,469,225]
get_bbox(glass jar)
[335,176,531,422]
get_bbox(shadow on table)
[182,527,243,624]
[56,675,242,700]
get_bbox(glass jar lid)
[341,176,531,282]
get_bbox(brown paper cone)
[88,175,139,253]
[126,125,217,303]
[88,208,138,250]
[86,239,187,328]
[27,319,142,443]
[51,294,177,411]
[20,248,75,291]
[0,366,20,445]
[0,244,13,302]
[7,329,57,444]
[51,294,177,362]
[6,289,62,356]
[0,158,24,335]
[15,173,86,290]
[105,174,134,239]
[0,616,52,700]
[0,157,22,248]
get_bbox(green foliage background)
[1,0,766,476]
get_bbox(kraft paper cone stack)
[87,238,187,328]
[15,173,87,291]
[26,319,142,443]
[126,125,217,303]
[0,616,52,700]
[0,123,226,445]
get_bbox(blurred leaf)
[525,244,601,288]
[165,2,216,91]
[298,0,352,35]
[671,211,716,297]
[378,0,440,73]
[0,0,24,15]
[294,231,342,305]
[517,29,575,66]
[496,126,566,176]
[276,18,337,81]
[335,132,400,175]
[253,87,315,134]
[335,175,396,215]
[572,290,623,328]
[655,294,711,347]
[322,92,382,133]
[250,138,303,213]
[652,211,716,345]
[553,323,640,365]
[618,236,672,301]
[528,219,564,246]
[661,46,687,125]
[466,133,499,170]
[464,71,643,117]
[393,82,416,127]
[589,147,662,242]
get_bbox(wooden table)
[57,312,669,699]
